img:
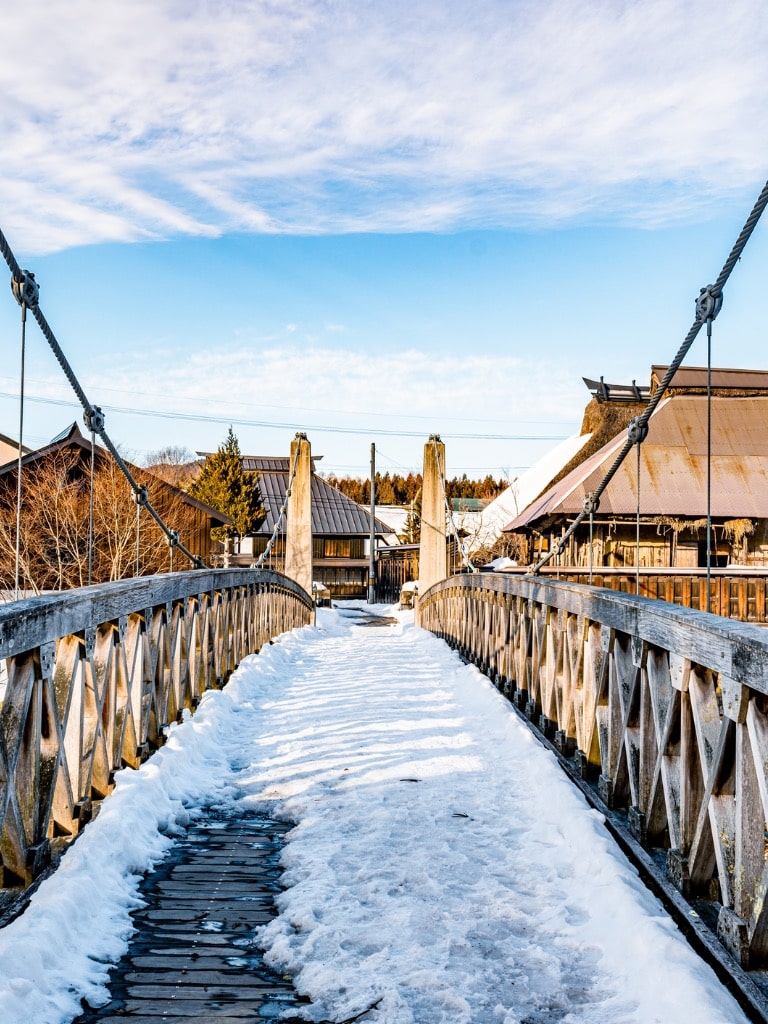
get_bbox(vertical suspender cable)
[706,317,713,612]
[588,509,594,584]
[531,178,768,575]
[133,485,147,578]
[87,430,96,586]
[136,503,141,577]
[10,271,39,599]
[14,299,27,600]
[635,439,641,595]
[253,440,301,570]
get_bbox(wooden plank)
[73,815,305,1024]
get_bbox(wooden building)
[0,423,230,589]
[0,431,30,466]
[376,543,419,603]
[234,456,392,599]
[505,367,768,569]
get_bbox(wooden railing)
[508,565,768,623]
[418,572,768,968]
[0,569,313,887]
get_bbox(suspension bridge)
[1,182,768,1023]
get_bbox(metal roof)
[0,423,231,525]
[252,463,391,537]
[505,394,768,530]
[651,365,768,391]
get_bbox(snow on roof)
[373,505,410,535]
[466,432,592,553]
[506,392,768,531]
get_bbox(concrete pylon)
[418,434,447,598]
[285,433,313,597]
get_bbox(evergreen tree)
[189,428,264,541]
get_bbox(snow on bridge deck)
[0,605,749,1024]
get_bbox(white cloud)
[93,342,583,432]
[9,343,585,474]
[2,0,767,252]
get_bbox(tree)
[0,448,202,592]
[144,445,198,487]
[188,427,263,541]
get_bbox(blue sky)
[1,1,767,478]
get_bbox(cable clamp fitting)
[132,485,149,507]
[695,285,723,323]
[583,493,600,516]
[83,405,105,434]
[167,529,179,548]
[628,417,649,445]
[11,270,39,309]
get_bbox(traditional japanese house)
[0,422,231,581]
[235,455,393,598]
[504,367,768,569]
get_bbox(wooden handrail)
[0,569,313,887]
[417,572,768,968]
[478,566,768,623]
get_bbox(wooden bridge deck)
[74,813,307,1024]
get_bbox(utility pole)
[368,442,376,604]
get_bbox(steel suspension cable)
[706,317,713,612]
[13,290,32,599]
[635,438,641,595]
[433,436,475,573]
[252,436,302,569]
[1,226,205,571]
[87,428,96,586]
[135,499,141,577]
[532,177,768,574]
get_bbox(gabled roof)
[0,422,231,525]
[249,457,391,537]
[505,393,768,531]
[0,431,31,467]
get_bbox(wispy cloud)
[3,0,767,252]
[93,343,583,433]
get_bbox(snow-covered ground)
[0,605,748,1023]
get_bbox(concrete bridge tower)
[418,434,447,598]
[285,432,313,597]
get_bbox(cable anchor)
[628,417,649,445]
[83,405,105,434]
[695,285,723,323]
[132,485,149,507]
[583,493,600,515]
[10,270,39,309]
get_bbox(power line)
[0,389,567,442]
[0,373,577,429]
[0,227,205,570]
